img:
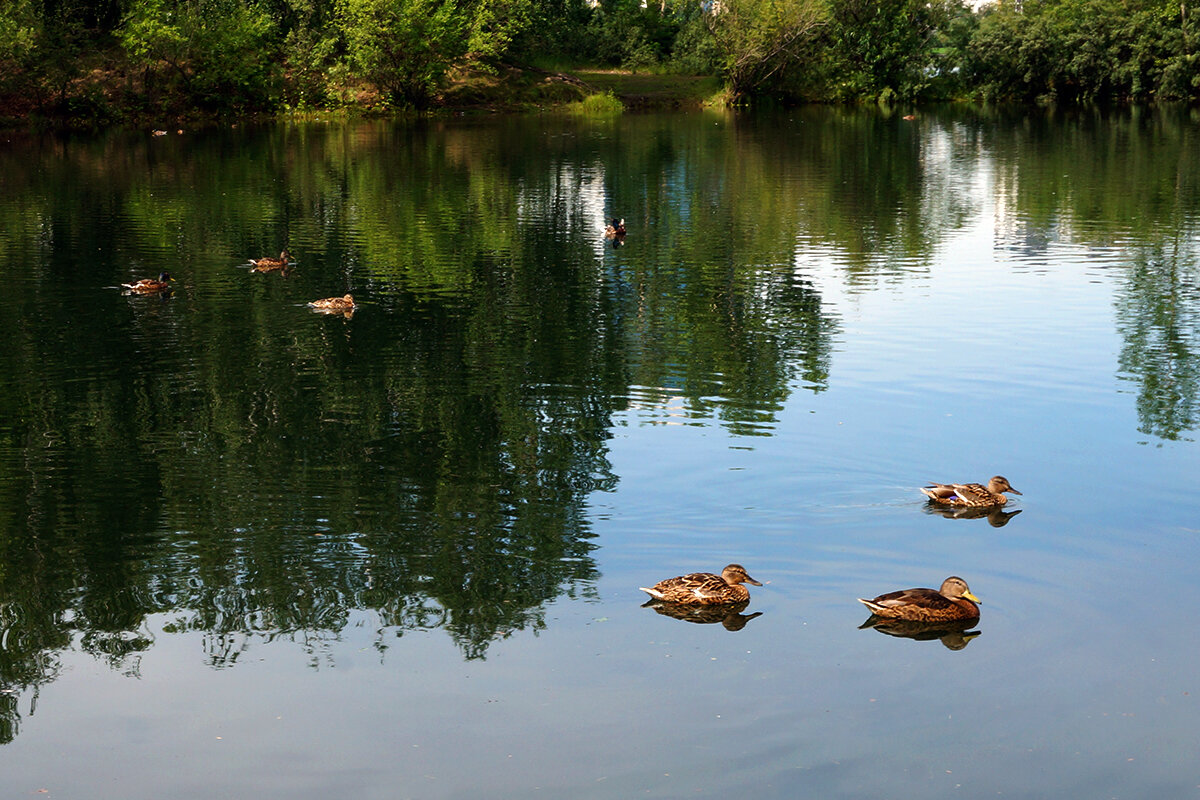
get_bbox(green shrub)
[569,90,624,114]
[338,0,467,109]
[120,0,281,113]
[283,25,338,110]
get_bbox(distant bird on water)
[604,218,626,238]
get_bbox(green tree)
[338,0,467,108]
[822,0,957,101]
[119,0,281,112]
[705,0,829,99]
[0,0,40,100]
[0,0,98,116]
[963,0,1199,103]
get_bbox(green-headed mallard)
[250,250,290,272]
[122,272,175,293]
[921,475,1021,507]
[604,218,626,238]
[857,576,980,622]
[308,294,355,312]
[639,564,762,605]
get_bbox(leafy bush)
[282,25,339,110]
[669,11,722,74]
[820,0,955,101]
[961,0,1200,104]
[120,0,281,113]
[0,1,44,100]
[338,0,467,108]
[706,0,829,99]
[569,89,624,113]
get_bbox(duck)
[308,294,356,312]
[604,218,626,238]
[121,272,175,293]
[639,564,762,605]
[921,475,1021,507]
[249,250,291,272]
[857,576,980,622]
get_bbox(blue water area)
[0,108,1198,798]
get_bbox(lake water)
[1,107,1199,799]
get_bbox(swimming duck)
[121,272,175,293]
[857,576,980,622]
[250,250,291,272]
[308,294,355,312]
[639,564,762,605]
[921,475,1021,507]
[604,218,626,238]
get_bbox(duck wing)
[920,483,960,502]
[859,587,953,613]
[947,482,996,506]
[922,481,996,506]
[640,572,727,602]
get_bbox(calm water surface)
[1,108,1199,798]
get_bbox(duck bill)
[745,577,763,586]
[1008,486,1022,495]
[962,591,982,604]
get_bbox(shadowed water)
[0,107,1198,798]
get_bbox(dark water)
[1,108,1199,798]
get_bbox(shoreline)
[0,65,726,131]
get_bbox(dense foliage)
[0,0,1198,119]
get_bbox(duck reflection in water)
[859,616,982,651]
[924,503,1023,527]
[642,599,763,631]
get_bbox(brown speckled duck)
[921,475,1021,507]
[857,576,980,622]
[308,294,355,312]
[121,272,175,293]
[639,564,762,605]
[250,250,290,272]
